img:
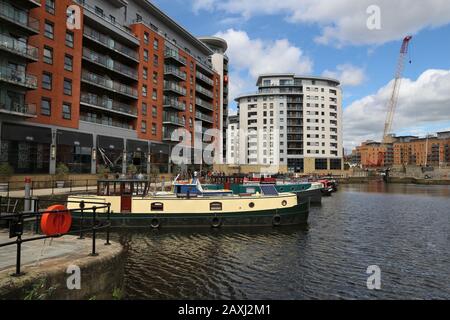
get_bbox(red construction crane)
[382,35,413,144]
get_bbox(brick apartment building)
[0,0,228,175]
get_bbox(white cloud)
[193,0,450,46]
[215,29,313,103]
[344,69,450,151]
[322,64,366,87]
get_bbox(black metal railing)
[0,197,111,276]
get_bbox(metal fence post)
[90,206,98,256]
[105,203,111,246]
[78,201,85,239]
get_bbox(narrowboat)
[203,181,324,204]
[67,179,310,228]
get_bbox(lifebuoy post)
[24,177,32,212]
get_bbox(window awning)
[97,135,124,151]
[1,123,52,144]
[127,139,148,153]
[57,130,93,148]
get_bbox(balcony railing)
[163,113,184,126]
[81,71,138,98]
[80,114,134,130]
[195,97,213,111]
[163,97,186,111]
[80,92,137,116]
[74,0,137,40]
[0,66,37,89]
[196,71,214,86]
[83,25,139,61]
[0,0,39,32]
[195,84,214,99]
[163,81,186,96]
[164,66,186,81]
[82,47,138,80]
[0,101,36,117]
[195,111,213,123]
[0,33,38,60]
[164,48,187,65]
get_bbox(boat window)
[282,200,287,207]
[249,202,255,208]
[210,202,222,211]
[151,202,164,211]
[246,187,256,194]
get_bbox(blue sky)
[153,0,450,151]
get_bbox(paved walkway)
[0,230,96,272]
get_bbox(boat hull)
[296,188,322,204]
[71,202,310,229]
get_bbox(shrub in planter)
[127,164,137,177]
[55,163,70,188]
[97,165,110,179]
[0,163,13,192]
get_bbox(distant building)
[232,74,343,173]
[226,115,239,165]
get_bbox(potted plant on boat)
[127,164,137,178]
[55,163,69,188]
[97,165,110,180]
[0,163,13,192]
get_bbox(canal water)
[119,182,450,300]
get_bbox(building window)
[142,85,147,97]
[44,21,54,39]
[64,55,73,71]
[152,72,158,84]
[41,98,51,116]
[66,31,74,48]
[143,67,148,79]
[315,158,328,170]
[153,39,159,50]
[45,0,55,14]
[152,89,157,100]
[142,103,147,116]
[141,120,147,133]
[143,49,148,62]
[42,72,52,90]
[62,103,71,120]
[136,13,142,22]
[63,78,72,95]
[330,159,342,170]
[152,106,157,117]
[144,32,149,44]
[95,6,103,15]
[152,123,157,135]
[153,54,158,67]
[43,46,53,64]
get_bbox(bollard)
[24,177,32,212]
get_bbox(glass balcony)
[164,66,187,81]
[83,25,139,62]
[0,101,36,117]
[164,48,187,65]
[196,71,214,86]
[195,97,214,111]
[195,111,213,123]
[163,97,186,111]
[0,0,40,33]
[0,33,38,61]
[80,114,134,130]
[81,70,138,99]
[80,92,137,117]
[0,66,37,89]
[163,112,184,127]
[195,84,214,99]
[82,47,138,80]
[163,81,186,96]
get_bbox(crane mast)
[382,36,413,144]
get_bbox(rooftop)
[256,74,340,86]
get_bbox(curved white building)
[232,74,343,173]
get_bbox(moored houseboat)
[67,179,309,228]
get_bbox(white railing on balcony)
[0,33,38,60]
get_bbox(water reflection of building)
[0,0,227,175]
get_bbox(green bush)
[55,163,70,180]
[127,164,137,175]
[0,163,14,182]
[97,165,110,178]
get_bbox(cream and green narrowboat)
[67,179,309,228]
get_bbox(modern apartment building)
[226,114,239,165]
[0,0,226,175]
[233,74,343,173]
